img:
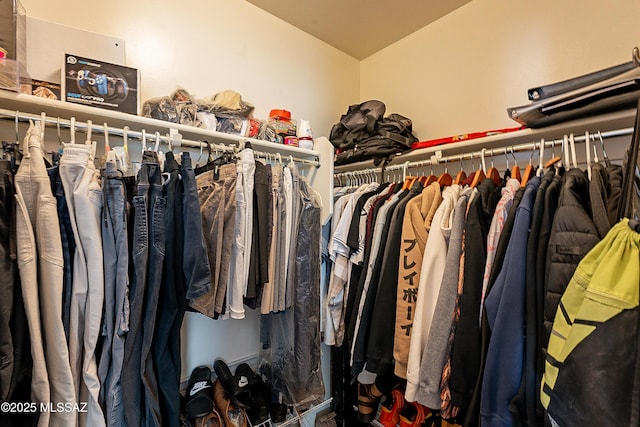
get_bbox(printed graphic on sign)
[63,54,139,114]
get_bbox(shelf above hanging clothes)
[334,107,637,173]
[0,90,321,166]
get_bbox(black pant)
[0,160,34,427]
[246,161,271,307]
[153,151,185,427]
[122,151,166,427]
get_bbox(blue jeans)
[98,160,130,427]
[47,165,75,343]
[122,151,166,427]
[153,151,211,426]
[180,152,212,300]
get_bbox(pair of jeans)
[191,163,236,318]
[153,152,211,427]
[47,165,75,344]
[153,151,182,427]
[16,123,76,427]
[0,158,33,427]
[98,160,130,427]
[0,161,16,400]
[60,140,106,427]
[122,151,165,427]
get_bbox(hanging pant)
[47,165,75,344]
[60,140,105,427]
[153,152,183,427]
[0,161,17,400]
[122,151,165,427]
[228,147,255,319]
[190,163,236,318]
[16,122,76,427]
[98,160,130,427]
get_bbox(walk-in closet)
[0,0,639,427]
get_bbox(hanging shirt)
[406,187,471,408]
[349,187,409,368]
[404,184,461,402]
[481,176,541,427]
[325,184,377,346]
[480,178,520,321]
[393,182,443,378]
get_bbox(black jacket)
[350,184,418,376]
[543,169,602,352]
[463,185,525,427]
[365,182,423,374]
[449,178,500,410]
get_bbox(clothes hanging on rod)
[0,108,322,168]
[326,126,632,426]
[0,110,325,427]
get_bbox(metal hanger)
[141,129,147,154]
[56,117,63,148]
[584,131,592,180]
[596,131,611,167]
[15,111,20,148]
[85,119,92,144]
[70,117,76,144]
[154,132,161,152]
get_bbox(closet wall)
[360,0,640,141]
[16,0,351,383]
[20,0,360,138]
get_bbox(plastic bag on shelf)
[197,89,255,119]
[142,87,198,126]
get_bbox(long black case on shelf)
[508,65,640,128]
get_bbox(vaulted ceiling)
[246,0,472,60]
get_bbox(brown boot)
[213,379,248,427]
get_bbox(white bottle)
[297,119,313,149]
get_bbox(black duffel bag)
[330,100,418,166]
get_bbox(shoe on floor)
[185,365,214,419]
[213,379,248,427]
[379,388,405,427]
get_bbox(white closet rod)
[333,167,382,180]
[0,108,320,167]
[383,126,633,172]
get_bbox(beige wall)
[21,0,360,138]
[19,0,357,378]
[360,0,640,141]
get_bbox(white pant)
[15,122,76,427]
[228,147,255,319]
[60,142,106,427]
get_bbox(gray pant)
[15,122,76,427]
[189,164,236,317]
[285,161,301,309]
[98,160,130,427]
[60,142,105,427]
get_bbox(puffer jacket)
[542,169,602,353]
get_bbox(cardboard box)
[63,53,139,114]
[20,79,61,100]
